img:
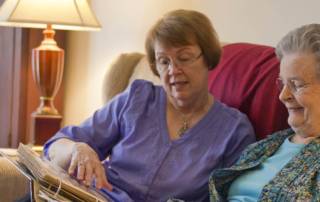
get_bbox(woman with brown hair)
[44,10,255,202]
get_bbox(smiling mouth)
[287,107,304,112]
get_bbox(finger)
[77,162,85,180]
[95,165,112,191]
[68,155,78,175]
[101,174,113,191]
[84,163,93,186]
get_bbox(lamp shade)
[0,0,101,31]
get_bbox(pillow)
[128,56,161,85]
[102,52,144,103]
[208,43,289,140]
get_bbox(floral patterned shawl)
[209,128,320,202]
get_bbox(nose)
[168,61,183,75]
[279,85,294,103]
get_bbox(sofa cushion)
[103,52,144,103]
[128,56,161,85]
[208,43,289,140]
[0,156,29,201]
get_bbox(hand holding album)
[67,142,113,190]
[17,143,110,202]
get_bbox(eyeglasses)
[276,78,310,93]
[156,52,202,72]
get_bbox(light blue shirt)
[228,137,305,202]
[44,80,255,202]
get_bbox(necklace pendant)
[178,120,189,137]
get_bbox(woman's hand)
[67,142,113,191]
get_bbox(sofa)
[103,42,288,139]
[0,42,289,201]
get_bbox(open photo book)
[16,143,110,202]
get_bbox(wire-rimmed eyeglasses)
[156,52,202,72]
[276,78,310,93]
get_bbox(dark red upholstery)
[208,43,289,140]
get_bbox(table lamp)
[0,0,101,144]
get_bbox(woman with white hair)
[209,24,320,201]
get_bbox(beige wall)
[63,0,320,125]
[193,0,320,46]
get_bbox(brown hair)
[145,9,221,76]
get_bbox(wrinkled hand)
[68,142,113,191]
